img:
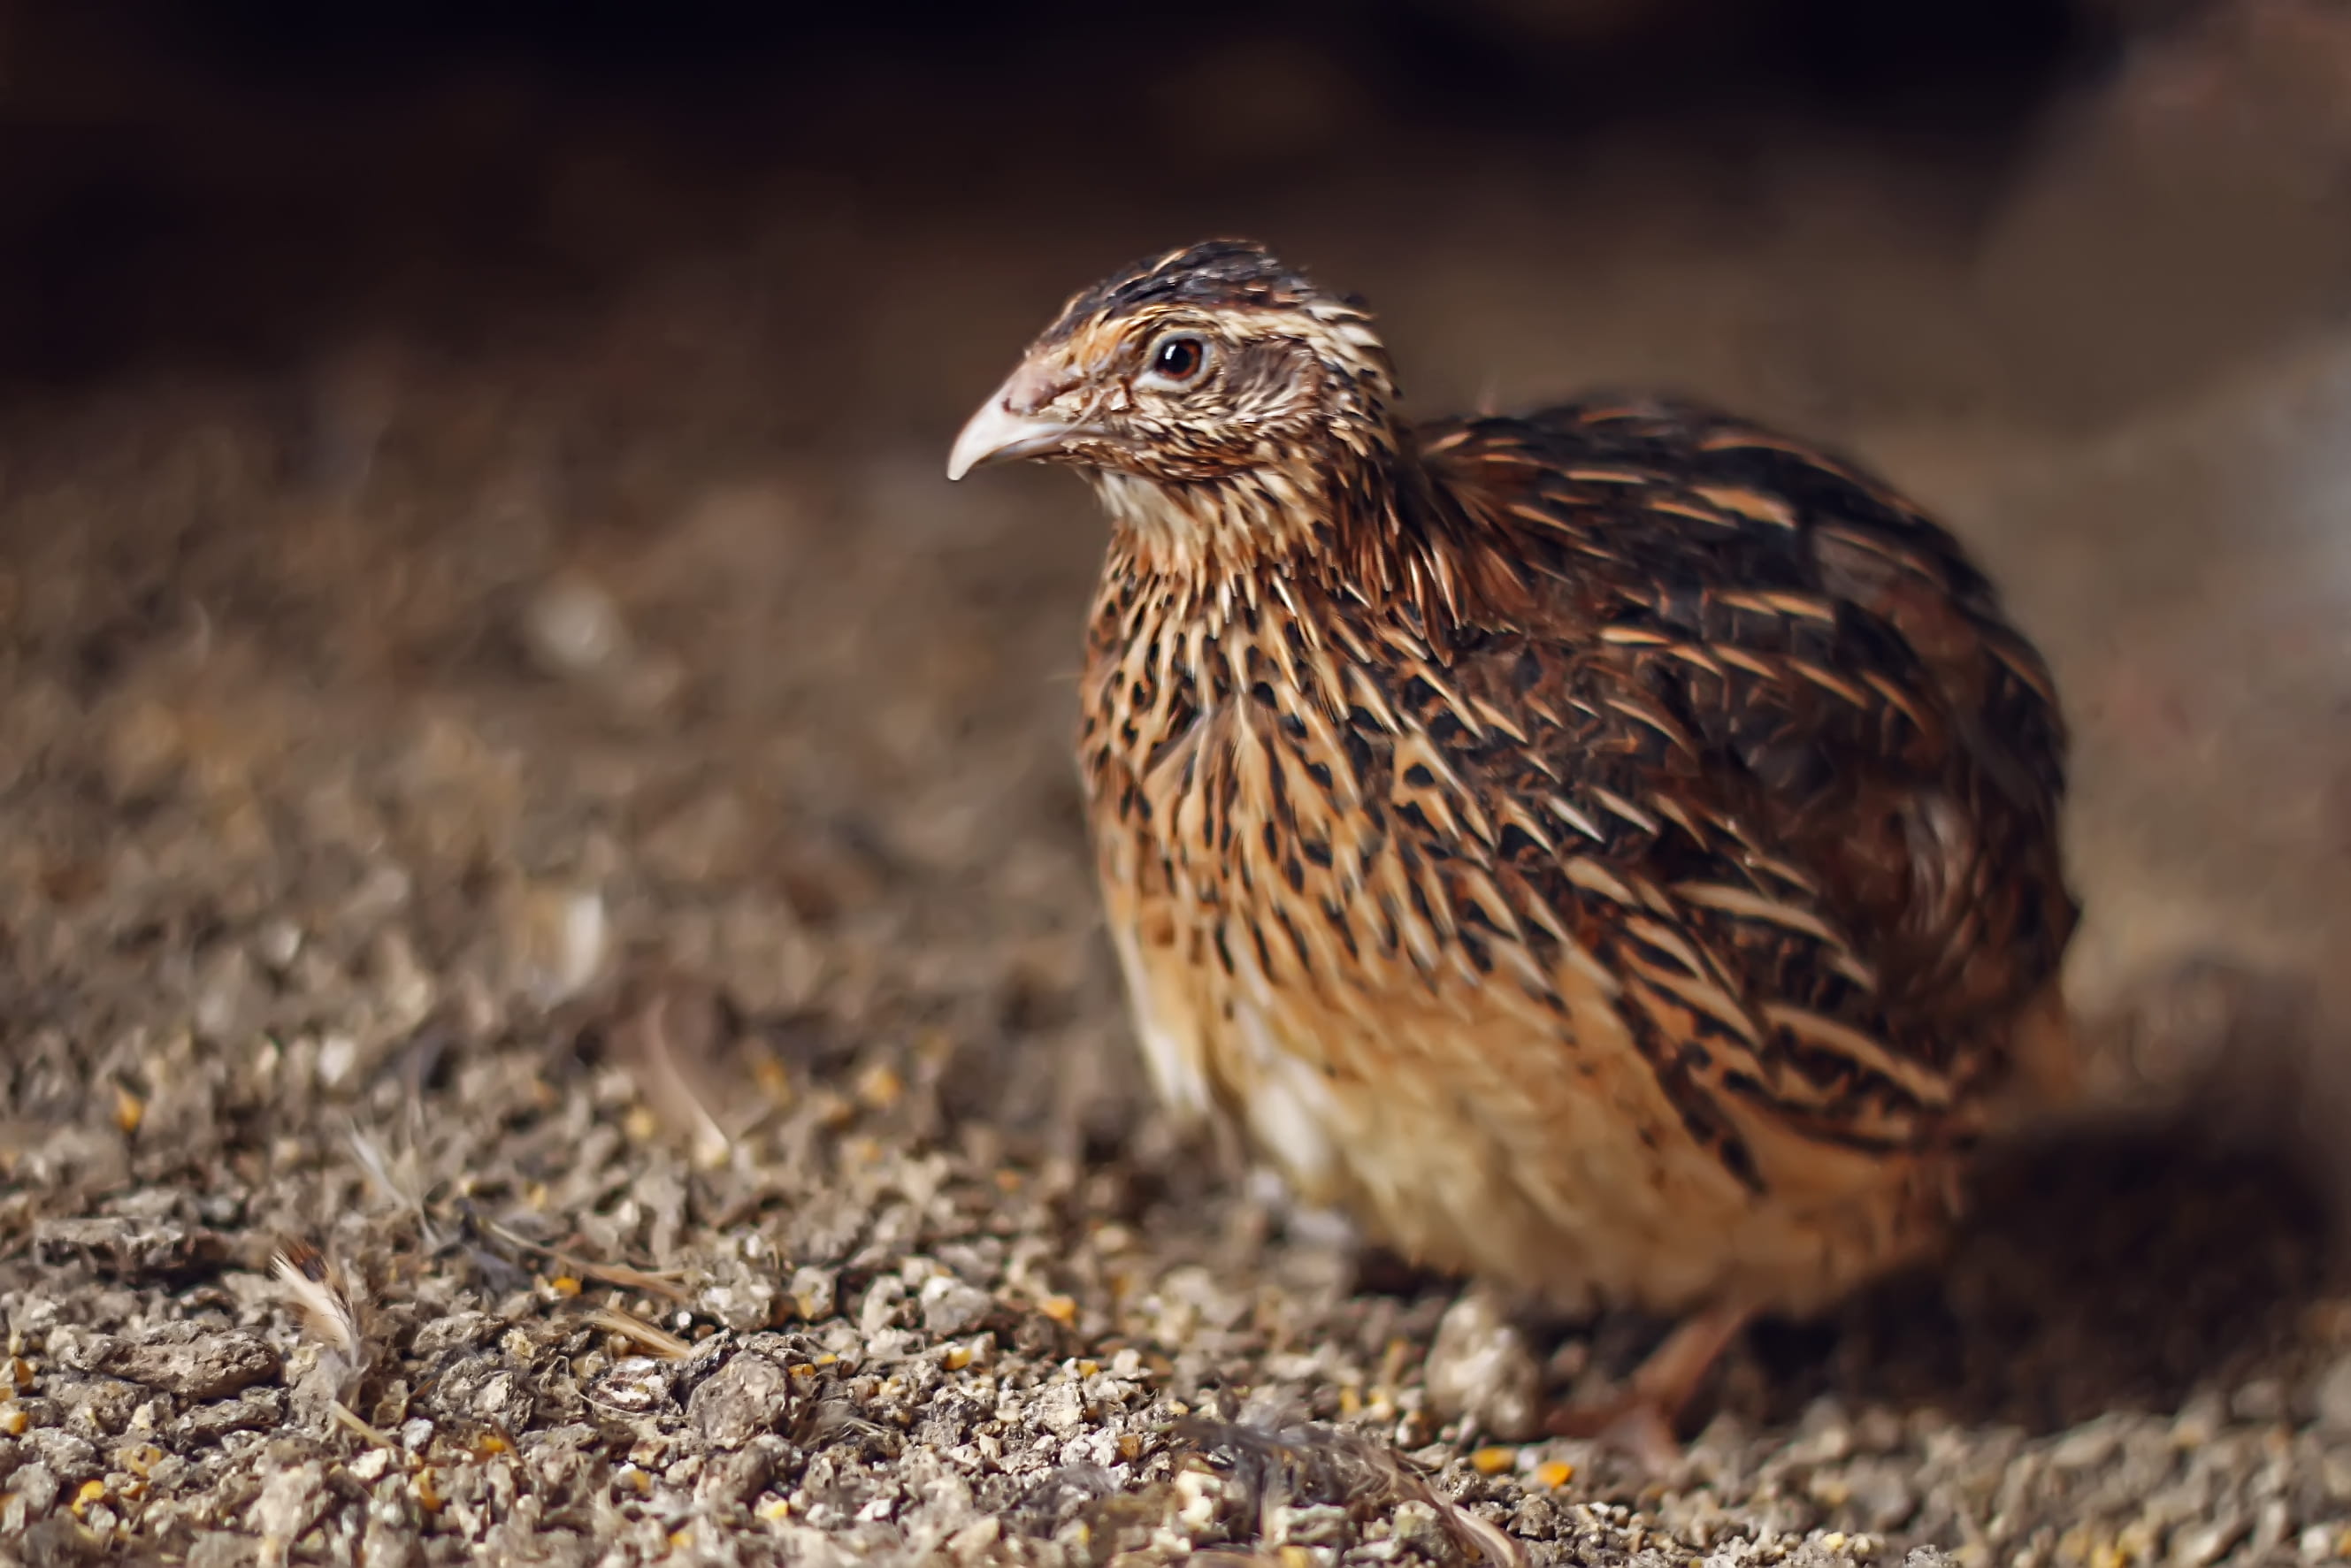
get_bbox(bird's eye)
[1140,333,1210,389]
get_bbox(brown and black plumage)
[948,240,2080,1458]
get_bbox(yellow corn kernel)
[855,1064,902,1110]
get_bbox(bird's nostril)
[1000,359,1071,417]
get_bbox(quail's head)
[946,240,1399,490]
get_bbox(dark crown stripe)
[1047,240,1330,340]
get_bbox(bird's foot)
[1545,1303,1753,1473]
[1545,1391,1687,1472]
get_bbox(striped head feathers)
[947,240,1403,574]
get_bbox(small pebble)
[1423,1290,1542,1442]
[524,572,632,681]
[2314,1352,2351,1434]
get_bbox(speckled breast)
[1070,570,1954,1317]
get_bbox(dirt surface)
[3,7,2351,1566]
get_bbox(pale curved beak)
[946,355,1095,481]
[945,398,1075,481]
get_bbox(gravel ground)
[4,10,2351,1567]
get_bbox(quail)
[947,240,2081,1461]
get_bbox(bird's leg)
[1547,1303,1753,1471]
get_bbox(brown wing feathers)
[1421,402,2075,1163]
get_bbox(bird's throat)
[1091,451,1406,597]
